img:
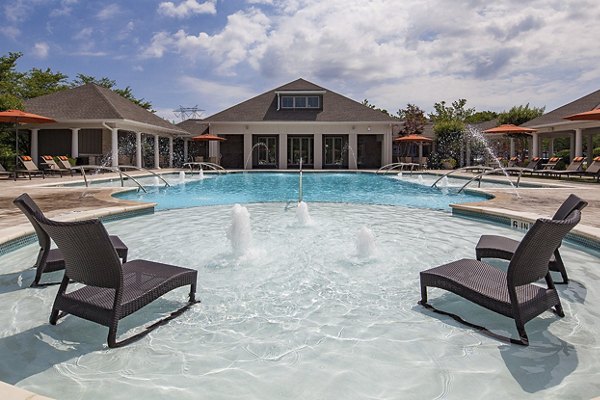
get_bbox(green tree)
[498,104,545,125]
[428,99,475,168]
[72,74,153,111]
[0,52,25,111]
[465,110,498,124]
[20,68,69,99]
[429,99,475,123]
[361,99,393,117]
[397,103,426,135]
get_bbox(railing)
[76,165,148,193]
[457,167,533,193]
[183,162,227,174]
[376,162,420,174]
[430,166,494,188]
[117,165,170,188]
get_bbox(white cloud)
[50,0,78,17]
[158,0,216,18]
[97,4,121,20]
[178,76,256,115]
[32,42,49,59]
[0,26,20,39]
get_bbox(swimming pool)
[114,172,491,211]
[1,174,598,399]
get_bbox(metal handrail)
[76,165,147,193]
[116,165,170,187]
[183,162,227,174]
[457,167,533,193]
[376,162,419,174]
[430,166,494,188]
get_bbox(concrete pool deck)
[1,168,600,400]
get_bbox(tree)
[71,74,154,111]
[0,52,25,111]
[498,104,544,125]
[465,110,498,124]
[397,103,426,135]
[361,99,393,117]
[20,68,69,99]
[428,99,475,168]
[429,99,475,123]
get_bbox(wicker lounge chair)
[15,156,44,179]
[13,194,128,287]
[40,155,73,177]
[17,193,198,348]
[420,210,581,346]
[540,156,585,178]
[56,156,75,171]
[475,194,587,284]
[582,157,600,181]
[0,163,12,179]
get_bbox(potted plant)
[441,158,457,169]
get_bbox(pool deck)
[1,168,600,400]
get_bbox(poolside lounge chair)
[420,210,581,346]
[523,157,541,172]
[56,156,75,171]
[540,157,585,178]
[538,157,561,173]
[0,163,12,179]
[16,193,198,348]
[582,157,600,181]
[507,157,519,168]
[475,194,587,284]
[13,194,129,287]
[15,156,44,180]
[40,155,73,177]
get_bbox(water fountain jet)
[227,204,253,256]
[355,226,376,258]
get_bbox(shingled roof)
[522,89,600,128]
[205,78,397,123]
[176,119,209,135]
[25,83,188,134]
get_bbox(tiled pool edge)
[452,205,600,253]
[0,205,155,257]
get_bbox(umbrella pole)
[15,124,19,171]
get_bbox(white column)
[243,132,253,169]
[349,132,358,169]
[168,137,174,168]
[549,138,554,156]
[575,128,583,157]
[154,134,160,169]
[531,132,539,158]
[111,128,119,167]
[279,133,287,169]
[314,133,323,169]
[587,133,594,165]
[382,131,393,166]
[136,132,142,168]
[509,138,515,158]
[71,128,79,158]
[465,140,470,167]
[183,139,189,163]
[31,129,39,164]
[570,132,575,160]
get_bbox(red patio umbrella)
[191,134,226,142]
[0,109,56,168]
[393,134,433,143]
[482,124,536,135]
[564,109,600,121]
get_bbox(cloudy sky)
[2,0,599,121]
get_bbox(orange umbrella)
[0,109,56,168]
[393,134,433,143]
[482,124,536,135]
[564,109,600,121]
[191,134,226,142]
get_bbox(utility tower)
[173,106,204,121]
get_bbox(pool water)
[114,172,490,211]
[0,202,599,399]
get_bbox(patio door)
[288,136,313,166]
[324,136,344,166]
[253,136,278,167]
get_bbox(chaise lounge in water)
[14,193,199,348]
[419,209,581,346]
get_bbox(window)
[280,95,320,109]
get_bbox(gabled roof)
[177,119,209,135]
[25,83,188,134]
[205,78,397,123]
[522,89,600,128]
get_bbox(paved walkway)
[1,169,600,245]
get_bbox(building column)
[136,132,142,168]
[549,138,554,156]
[31,129,39,165]
[243,132,252,169]
[575,128,583,157]
[348,132,358,169]
[70,128,79,158]
[465,140,471,167]
[279,133,288,169]
[183,138,189,164]
[509,138,515,158]
[111,128,119,167]
[570,132,575,160]
[314,133,323,169]
[587,133,594,165]
[168,136,174,168]
[531,132,539,158]
[382,131,393,166]
[154,134,160,169]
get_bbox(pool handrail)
[75,165,148,193]
[430,166,494,188]
[183,162,227,174]
[116,165,171,188]
[377,162,420,175]
[457,167,534,193]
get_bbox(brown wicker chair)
[17,194,198,348]
[420,210,581,346]
[13,194,128,287]
[475,194,587,284]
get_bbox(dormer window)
[276,90,326,110]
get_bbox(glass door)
[288,136,313,166]
[254,136,277,167]
[324,136,344,165]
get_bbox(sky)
[2,0,600,122]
